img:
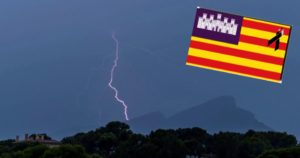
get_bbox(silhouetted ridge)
[129,96,271,133]
[129,111,166,133]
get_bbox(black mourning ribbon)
[268,28,284,51]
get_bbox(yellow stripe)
[186,62,281,83]
[244,17,291,29]
[191,36,286,58]
[188,48,283,73]
[241,27,289,43]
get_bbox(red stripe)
[239,35,287,50]
[189,40,284,65]
[242,19,290,35]
[186,55,281,80]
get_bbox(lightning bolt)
[108,32,129,121]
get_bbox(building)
[15,133,61,148]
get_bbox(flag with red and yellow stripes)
[186,7,292,83]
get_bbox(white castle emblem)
[197,13,238,35]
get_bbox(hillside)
[129,96,271,133]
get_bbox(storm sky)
[0,0,299,139]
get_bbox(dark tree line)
[0,141,101,158]
[1,121,299,158]
[61,121,299,158]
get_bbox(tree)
[236,136,271,158]
[175,128,210,156]
[209,132,242,158]
[61,121,133,157]
[42,144,90,158]
[104,121,133,142]
[262,132,297,149]
[258,147,300,158]
[0,144,100,158]
[149,129,188,158]
[113,134,151,158]
[0,145,47,158]
[23,145,48,158]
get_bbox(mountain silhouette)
[129,96,271,133]
[128,111,167,133]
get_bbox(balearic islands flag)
[186,7,292,83]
